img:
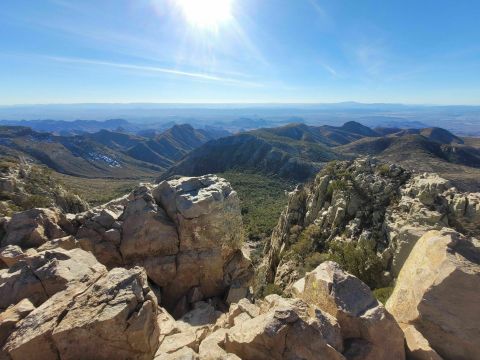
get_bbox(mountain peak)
[340,121,378,136]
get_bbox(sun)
[176,0,233,30]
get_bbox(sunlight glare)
[176,0,233,30]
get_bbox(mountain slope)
[0,124,224,179]
[161,122,378,181]
[337,128,480,191]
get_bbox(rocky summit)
[0,166,479,359]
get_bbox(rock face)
[0,247,106,309]
[4,267,159,360]
[296,261,405,360]
[386,229,480,360]
[2,168,478,359]
[3,208,70,249]
[0,175,253,317]
[263,158,480,290]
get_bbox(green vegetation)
[376,163,390,176]
[289,224,322,259]
[328,240,384,289]
[373,286,394,304]
[261,283,284,297]
[218,171,293,243]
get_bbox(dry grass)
[53,173,153,206]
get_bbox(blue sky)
[1,0,479,105]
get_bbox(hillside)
[0,157,88,216]
[161,122,379,181]
[337,128,480,191]
[0,124,223,179]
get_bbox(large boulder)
[296,261,405,360]
[0,248,106,309]
[2,208,70,249]
[153,175,252,313]
[386,229,480,360]
[3,267,159,360]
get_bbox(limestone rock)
[400,324,443,360]
[0,248,106,309]
[152,175,252,313]
[224,295,344,360]
[4,267,159,360]
[263,158,480,291]
[296,261,405,360]
[0,299,35,346]
[120,186,179,261]
[386,229,480,360]
[0,245,25,267]
[153,175,244,252]
[3,208,70,248]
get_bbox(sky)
[1,0,480,105]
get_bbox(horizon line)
[1,101,480,107]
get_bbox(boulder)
[386,229,480,360]
[4,267,159,360]
[3,208,70,248]
[0,248,106,309]
[152,176,252,313]
[153,175,244,252]
[400,324,443,360]
[224,295,344,360]
[296,261,405,360]
[0,299,35,346]
[0,245,25,267]
[120,186,179,261]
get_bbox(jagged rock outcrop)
[2,167,477,360]
[263,158,480,290]
[0,175,253,317]
[0,159,88,217]
[155,262,405,360]
[386,229,480,360]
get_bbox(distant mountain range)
[1,102,479,136]
[162,122,480,191]
[0,124,224,178]
[1,119,479,190]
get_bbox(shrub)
[377,164,390,176]
[373,286,394,304]
[20,194,52,209]
[289,224,322,259]
[328,240,384,289]
[262,283,284,297]
[326,179,348,199]
[304,252,330,272]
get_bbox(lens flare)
[176,0,233,30]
